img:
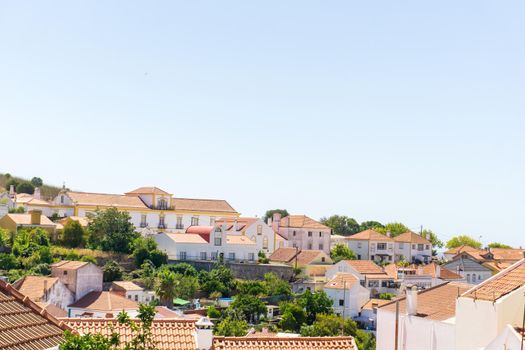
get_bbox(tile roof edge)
[377,281,455,309]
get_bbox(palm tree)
[155,269,176,308]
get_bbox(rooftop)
[164,233,208,244]
[346,229,393,242]
[111,281,144,292]
[226,235,256,245]
[340,260,385,275]
[324,273,359,289]
[393,231,431,245]
[13,276,59,301]
[68,291,139,312]
[280,215,330,230]
[125,187,170,195]
[269,248,298,263]
[66,191,149,209]
[214,336,356,350]
[51,260,89,270]
[4,213,57,226]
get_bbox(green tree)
[62,220,84,248]
[140,260,156,290]
[279,301,307,332]
[420,229,444,248]
[263,272,291,296]
[5,179,19,192]
[30,177,43,187]
[214,317,249,336]
[298,289,333,324]
[132,237,168,267]
[0,253,19,270]
[229,294,267,323]
[330,244,357,263]
[263,209,289,223]
[173,273,199,300]
[300,313,356,337]
[360,220,384,231]
[207,305,221,319]
[155,269,177,307]
[199,263,236,296]
[166,263,198,276]
[375,222,409,237]
[87,208,139,253]
[487,242,512,249]
[238,280,268,297]
[320,215,360,236]
[16,182,35,195]
[0,228,12,250]
[446,235,482,249]
[103,260,123,282]
[379,293,395,300]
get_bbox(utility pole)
[294,246,299,270]
[395,300,399,350]
[341,280,346,336]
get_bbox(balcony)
[175,224,184,230]
[157,223,167,229]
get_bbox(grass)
[0,173,64,200]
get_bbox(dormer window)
[158,198,168,210]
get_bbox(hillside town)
[0,175,523,350]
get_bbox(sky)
[1,1,524,247]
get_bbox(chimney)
[406,285,418,316]
[272,213,281,231]
[43,279,48,301]
[9,185,15,196]
[33,187,41,200]
[30,210,42,225]
[194,317,214,350]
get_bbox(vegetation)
[87,208,139,253]
[420,229,444,255]
[61,220,84,248]
[320,215,360,236]
[375,222,409,237]
[0,173,63,199]
[103,260,123,282]
[379,293,396,300]
[207,305,221,319]
[487,242,512,249]
[229,294,267,322]
[279,290,333,332]
[214,317,249,336]
[446,235,482,249]
[132,237,167,267]
[263,209,289,223]
[359,220,384,231]
[330,244,357,263]
[199,263,236,297]
[16,181,35,194]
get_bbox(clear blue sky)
[1,1,524,247]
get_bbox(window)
[371,255,375,260]
[292,243,297,248]
[228,252,235,261]
[388,256,392,261]
[140,214,147,227]
[176,216,183,229]
[257,225,262,235]
[321,257,326,262]
[211,252,218,260]
[398,243,404,249]
[466,274,471,282]
[319,243,324,251]
[425,245,430,250]
[263,237,268,249]
[319,232,323,237]
[412,244,416,249]
[472,273,476,282]
[357,254,361,259]
[60,195,64,204]
[158,215,165,229]
[357,242,362,249]
[200,252,207,260]
[158,198,168,210]
[63,271,67,275]
[248,253,255,261]
[339,299,344,306]
[381,281,388,287]
[308,243,312,249]
[214,237,222,246]
[417,244,424,251]
[128,295,131,299]
[308,231,312,237]
[478,275,481,281]
[293,231,296,237]
[180,252,187,260]
[210,217,216,226]
[368,280,379,287]
[191,216,199,226]
[377,243,386,250]
[134,295,138,301]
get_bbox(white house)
[270,214,331,254]
[345,229,395,263]
[324,273,370,318]
[483,324,524,350]
[393,231,432,263]
[13,275,74,311]
[111,281,155,303]
[50,260,103,301]
[67,291,140,318]
[443,255,493,284]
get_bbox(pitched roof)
[186,226,215,235]
[125,187,170,195]
[226,235,256,245]
[35,302,68,318]
[14,193,52,206]
[383,263,399,279]
[13,276,59,301]
[164,233,208,244]
[490,248,525,261]
[66,318,197,350]
[461,259,525,301]
[4,213,57,226]
[68,291,139,312]
[483,261,513,273]
[216,217,259,231]
[214,336,356,350]
[443,256,492,273]
[381,282,471,321]
[346,229,393,242]
[0,280,71,350]
[66,191,148,209]
[295,250,330,265]
[111,281,144,292]
[362,298,392,310]
[51,260,89,270]
[324,273,359,289]
[394,231,431,245]
[419,262,463,280]
[444,245,480,256]
[58,216,90,227]
[341,260,385,275]
[269,248,298,263]
[171,198,237,214]
[281,215,330,230]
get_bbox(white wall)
[347,240,370,260]
[324,284,370,318]
[46,280,75,311]
[278,227,331,254]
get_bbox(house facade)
[13,275,74,311]
[111,281,155,303]
[345,229,395,262]
[443,255,493,284]
[270,214,331,254]
[324,273,370,318]
[393,231,432,263]
[51,260,103,301]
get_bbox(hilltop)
[0,173,64,200]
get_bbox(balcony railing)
[175,224,184,230]
[158,223,167,229]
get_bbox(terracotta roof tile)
[444,245,480,256]
[51,260,89,270]
[346,229,393,242]
[58,216,90,227]
[186,226,215,235]
[171,198,237,214]
[393,231,431,245]
[324,273,359,289]
[342,260,385,275]
[490,248,525,261]
[35,302,68,318]
[5,214,57,227]
[0,280,71,350]
[295,250,330,265]
[462,259,525,301]
[419,262,463,280]
[164,233,209,244]
[362,298,392,310]
[226,235,256,245]
[125,187,170,195]
[67,191,148,209]
[68,291,139,312]
[214,336,357,350]
[269,248,298,263]
[13,276,59,301]
[111,281,144,292]
[381,282,471,320]
[281,215,330,230]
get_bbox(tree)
[0,228,11,250]
[279,301,307,332]
[103,260,123,282]
[166,262,198,277]
[300,313,356,337]
[375,222,409,237]
[330,244,357,263]
[16,182,35,195]
[379,293,395,300]
[155,269,177,307]
[360,220,384,231]
[30,177,43,187]
[263,209,289,223]
[229,294,267,323]
[320,215,360,236]
[199,263,236,296]
[5,179,19,192]
[87,208,139,253]
[446,235,482,249]
[298,289,333,324]
[62,220,84,248]
[140,261,156,290]
[420,229,444,255]
[238,280,268,297]
[173,273,199,300]
[487,242,512,249]
[214,317,249,336]
[263,272,291,296]
[207,305,221,319]
[132,237,167,267]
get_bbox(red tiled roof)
[68,291,139,312]
[5,213,57,227]
[13,276,59,301]
[0,280,71,350]
[346,229,393,242]
[444,245,479,256]
[111,281,144,292]
[280,215,330,230]
[342,260,385,275]
[324,273,359,289]
[269,248,298,263]
[393,231,431,245]
[420,262,463,280]
[51,260,89,270]
[490,248,525,261]
[125,187,170,195]
[462,259,525,301]
[295,250,330,265]
[186,226,215,235]
[214,336,357,350]
[66,191,149,209]
[171,198,238,214]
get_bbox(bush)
[207,305,221,319]
[30,177,43,187]
[103,260,123,282]
[81,255,97,264]
[0,253,18,270]
[16,182,35,195]
[132,237,167,268]
[62,220,84,248]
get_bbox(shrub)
[103,260,123,282]
[207,306,221,319]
